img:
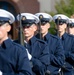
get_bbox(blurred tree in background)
[48,0,74,34]
[55,0,74,17]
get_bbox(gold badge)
[57,16,61,20]
[69,20,72,23]
[39,15,43,19]
[9,19,11,23]
[22,16,26,20]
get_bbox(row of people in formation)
[0,8,74,75]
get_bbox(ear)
[64,24,67,29]
[6,24,11,32]
[33,24,37,32]
[47,23,50,29]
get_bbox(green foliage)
[47,0,74,34]
[55,0,74,17]
[49,21,56,35]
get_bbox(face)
[40,22,50,35]
[23,24,37,39]
[0,23,11,41]
[67,27,74,35]
[56,23,67,33]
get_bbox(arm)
[65,37,74,66]
[31,44,49,75]
[3,48,32,75]
[50,39,65,67]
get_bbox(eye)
[23,26,31,28]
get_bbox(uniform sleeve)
[3,48,33,75]
[31,44,49,75]
[50,39,65,67]
[16,48,33,75]
[65,37,74,66]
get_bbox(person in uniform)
[53,14,74,75]
[0,9,33,75]
[66,18,74,35]
[14,13,49,75]
[35,13,64,75]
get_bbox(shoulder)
[11,41,26,51]
[67,33,74,37]
[13,39,19,43]
[6,40,27,57]
[49,33,60,40]
[35,37,47,46]
[66,33,74,39]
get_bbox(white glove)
[26,49,32,60]
[0,71,2,75]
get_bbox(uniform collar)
[44,32,50,41]
[29,36,37,45]
[1,38,12,49]
[61,33,68,40]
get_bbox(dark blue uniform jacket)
[0,38,32,75]
[59,33,74,71]
[36,33,64,74]
[14,36,49,75]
